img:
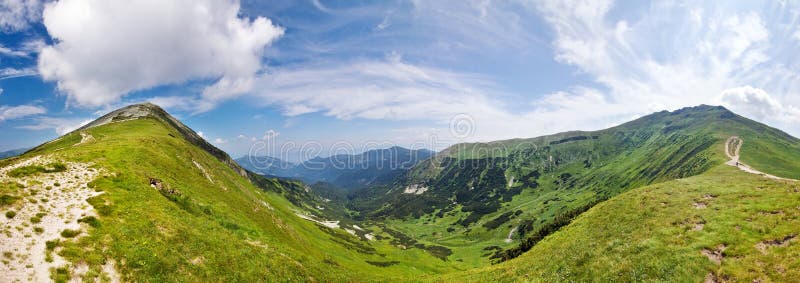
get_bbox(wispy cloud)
[0,104,46,121]
[528,0,800,135]
[0,67,37,80]
[18,117,92,135]
[0,0,43,32]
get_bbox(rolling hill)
[348,105,800,266]
[1,103,798,282]
[0,103,451,282]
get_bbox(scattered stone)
[755,235,795,254]
[701,244,727,264]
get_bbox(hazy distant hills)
[237,146,435,190]
[0,147,29,159]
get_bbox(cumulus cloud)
[213,138,228,144]
[38,0,284,108]
[720,86,800,122]
[0,104,46,121]
[0,0,43,32]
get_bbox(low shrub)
[60,229,80,238]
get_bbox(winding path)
[724,136,796,181]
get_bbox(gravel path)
[0,155,119,282]
[724,136,797,181]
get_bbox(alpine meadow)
[2,1,800,282]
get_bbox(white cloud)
[197,131,204,138]
[375,15,390,31]
[0,67,37,79]
[213,138,227,144]
[0,88,3,95]
[523,0,800,136]
[0,0,43,32]
[38,0,284,108]
[18,117,91,135]
[719,86,800,122]
[0,38,43,57]
[0,104,46,121]
[251,58,505,123]
[0,44,27,57]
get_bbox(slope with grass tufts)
[1,103,453,282]
[444,165,800,282]
[350,105,800,267]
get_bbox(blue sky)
[1,0,800,161]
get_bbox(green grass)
[17,116,455,282]
[60,229,81,238]
[0,181,25,207]
[442,166,800,282]
[8,162,66,178]
[5,210,16,219]
[352,105,800,270]
[6,104,799,281]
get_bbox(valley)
[1,103,799,282]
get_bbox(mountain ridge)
[237,146,436,190]
[3,102,800,282]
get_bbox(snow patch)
[295,213,340,229]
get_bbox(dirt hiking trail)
[725,136,797,181]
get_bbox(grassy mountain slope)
[1,104,452,282]
[3,103,798,281]
[350,105,800,266]
[443,165,800,282]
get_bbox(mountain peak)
[76,102,249,178]
[78,102,169,131]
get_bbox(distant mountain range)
[0,147,29,159]
[236,146,436,190]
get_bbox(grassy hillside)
[1,108,452,281]
[2,103,798,281]
[443,165,800,282]
[350,105,800,267]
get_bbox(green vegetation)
[78,216,100,228]
[5,210,16,219]
[60,229,81,238]
[51,266,70,283]
[8,162,67,177]
[0,181,24,207]
[444,166,800,282]
[350,105,800,267]
[13,104,454,282]
[4,103,798,281]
